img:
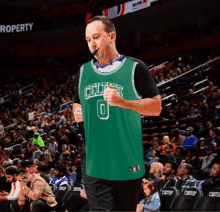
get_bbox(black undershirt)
[73,55,160,104]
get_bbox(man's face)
[165,146,172,154]
[210,164,220,178]
[54,169,60,177]
[163,163,173,176]
[6,175,15,183]
[62,146,66,152]
[163,136,169,144]
[177,164,187,177]
[85,21,114,61]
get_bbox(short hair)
[5,166,18,175]
[87,16,116,34]
[185,163,193,175]
[144,162,151,172]
[54,164,67,176]
[187,148,197,156]
[166,161,178,173]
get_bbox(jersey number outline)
[97,100,109,120]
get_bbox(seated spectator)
[182,127,198,148]
[176,163,198,194]
[184,148,202,170]
[159,161,178,192]
[196,137,206,156]
[171,128,185,147]
[198,162,220,195]
[59,144,70,161]
[160,144,176,165]
[147,148,160,164]
[31,146,42,162]
[151,137,161,152]
[143,162,159,185]
[136,179,160,212]
[150,162,164,185]
[199,146,216,180]
[11,168,58,212]
[37,165,51,184]
[205,127,220,147]
[32,132,45,147]
[0,167,21,212]
[174,147,186,166]
[50,164,69,188]
[160,135,175,154]
[46,136,58,154]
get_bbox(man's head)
[5,166,18,183]
[186,127,193,136]
[50,136,55,143]
[186,148,197,159]
[177,163,193,178]
[162,135,170,145]
[205,146,214,155]
[85,16,117,62]
[209,127,216,138]
[62,144,67,152]
[209,163,220,179]
[54,164,67,178]
[33,132,40,138]
[165,144,173,154]
[163,161,178,176]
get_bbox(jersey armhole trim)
[132,62,142,99]
[78,65,84,97]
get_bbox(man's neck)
[165,174,173,180]
[58,175,64,180]
[97,52,120,66]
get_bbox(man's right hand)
[73,106,84,123]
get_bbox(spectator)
[184,148,202,170]
[150,137,160,152]
[174,147,186,166]
[198,162,220,195]
[171,128,185,147]
[182,127,198,148]
[0,167,21,212]
[136,179,161,212]
[160,135,175,154]
[150,162,164,184]
[50,164,69,188]
[32,132,45,147]
[176,163,198,194]
[199,146,216,180]
[143,162,159,185]
[37,165,50,184]
[147,148,160,164]
[160,144,176,165]
[47,136,58,154]
[159,161,178,191]
[205,127,220,147]
[11,169,58,212]
[60,144,69,161]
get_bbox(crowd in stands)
[0,47,219,211]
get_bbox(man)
[171,128,185,147]
[73,16,161,211]
[199,146,216,180]
[176,163,198,193]
[10,168,58,212]
[0,167,21,212]
[160,135,175,154]
[182,127,197,148]
[160,161,178,191]
[198,162,220,195]
[205,127,220,147]
[50,164,69,188]
[160,144,176,165]
[47,136,58,154]
[184,148,202,170]
[59,144,69,161]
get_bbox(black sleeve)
[73,69,81,104]
[128,57,160,98]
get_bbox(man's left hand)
[103,85,124,107]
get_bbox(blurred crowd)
[0,48,219,211]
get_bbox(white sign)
[0,23,34,33]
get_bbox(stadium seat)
[196,188,220,211]
[49,183,56,194]
[159,186,180,211]
[54,184,70,205]
[172,187,203,211]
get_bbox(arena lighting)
[0,23,34,33]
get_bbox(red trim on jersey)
[120,3,126,16]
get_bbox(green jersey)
[78,57,145,181]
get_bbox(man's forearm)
[118,95,161,116]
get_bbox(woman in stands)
[136,179,161,212]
